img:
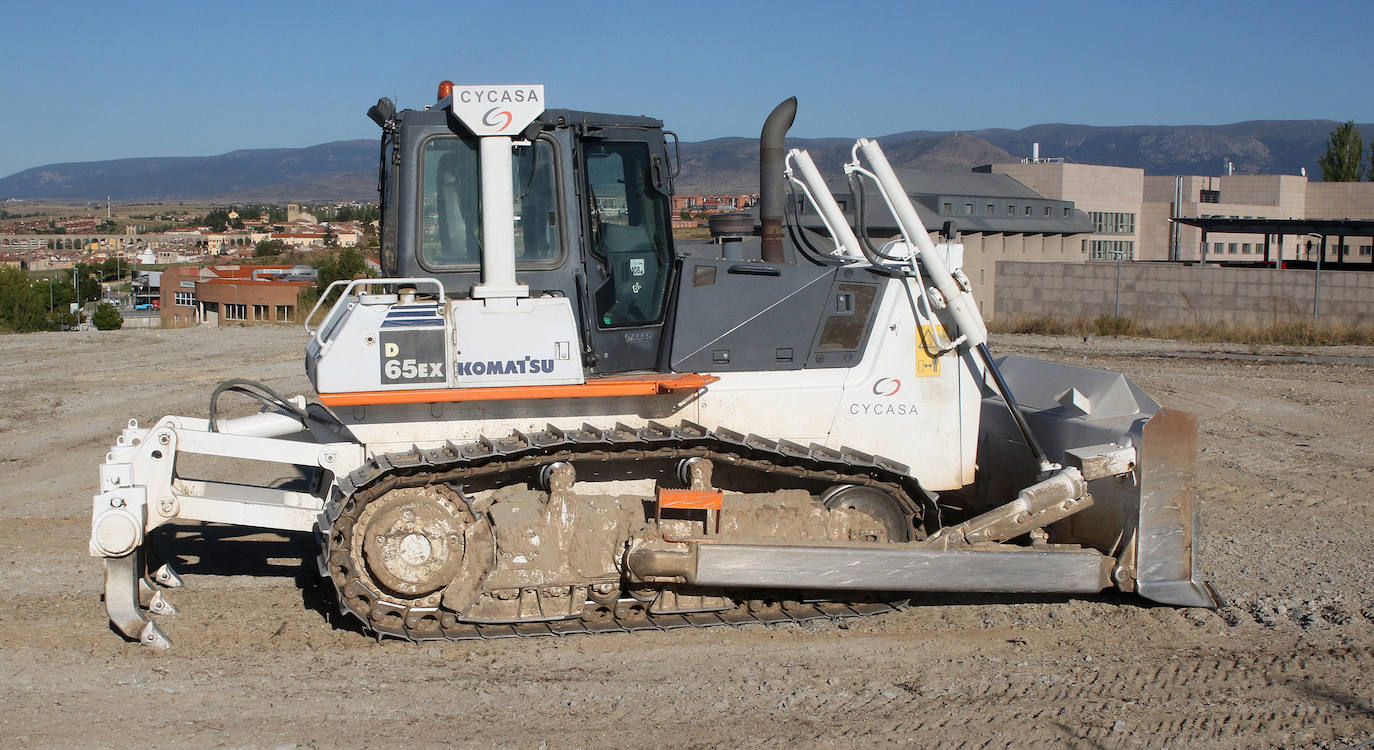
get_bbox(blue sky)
[2,0,1370,179]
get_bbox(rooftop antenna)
[1021,142,1062,164]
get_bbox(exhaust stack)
[759,97,797,263]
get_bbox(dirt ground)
[2,325,1373,749]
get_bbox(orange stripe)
[318,373,717,407]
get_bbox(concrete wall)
[961,232,1085,319]
[994,261,1374,327]
[120,314,161,330]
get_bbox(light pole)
[1306,232,1324,320]
[1114,247,1125,319]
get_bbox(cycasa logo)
[482,108,513,132]
[872,378,901,397]
[449,84,545,136]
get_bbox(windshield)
[419,136,561,269]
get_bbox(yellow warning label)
[915,325,945,377]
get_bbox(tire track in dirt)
[751,642,1374,748]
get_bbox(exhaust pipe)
[759,97,797,263]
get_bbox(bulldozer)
[90,83,1217,648]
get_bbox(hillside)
[965,120,1373,177]
[671,132,1015,195]
[0,140,376,202]
[1,121,1369,201]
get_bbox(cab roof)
[411,98,664,131]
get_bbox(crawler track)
[324,421,928,641]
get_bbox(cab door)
[577,132,674,374]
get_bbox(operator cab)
[373,87,675,375]
[368,84,890,386]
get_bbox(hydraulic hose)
[847,172,907,264]
[208,378,309,433]
[783,183,848,267]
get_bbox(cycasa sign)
[449,85,545,136]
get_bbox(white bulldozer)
[90,83,1216,647]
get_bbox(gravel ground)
[1,326,1372,748]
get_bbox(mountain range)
[2,121,1370,202]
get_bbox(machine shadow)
[149,522,366,636]
[153,522,313,578]
[1289,677,1374,720]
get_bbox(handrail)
[304,277,446,346]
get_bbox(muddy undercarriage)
[324,423,930,640]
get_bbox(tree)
[92,302,123,330]
[0,268,51,333]
[70,264,101,303]
[98,257,134,281]
[40,273,75,312]
[315,247,370,289]
[254,238,288,258]
[1317,121,1365,182]
[204,209,231,232]
[303,247,374,315]
[335,204,380,223]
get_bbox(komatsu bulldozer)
[90,83,1217,648]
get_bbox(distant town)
[1,200,373,266]
[0,193,755,333]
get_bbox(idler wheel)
[821,485,913,543]
[353,486,468,602]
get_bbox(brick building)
[671,193,757,214]
[161,264,314,327]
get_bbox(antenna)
[1021,141,1062,164]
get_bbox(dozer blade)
[1134,407,1216,607]
[976,356,1219,608]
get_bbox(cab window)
[585,141,671,327]
[419,136,561,269]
